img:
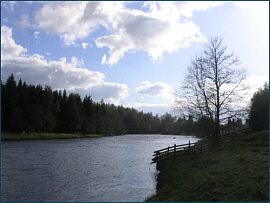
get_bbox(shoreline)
[1,132,114,141]
[1,132,199,141]
[145,129,269,202]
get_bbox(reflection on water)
[1,134,200,202]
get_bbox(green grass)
[1,132,105,140]
[145,130,269,202]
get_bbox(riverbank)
[1,132,196,140]
[145,130,269,202]
[1,132,109,140]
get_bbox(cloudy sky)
[1,1,269,116]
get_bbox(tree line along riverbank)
[0,132,106,140]
[2,74,249,137]
[145,129,269,202]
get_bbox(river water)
[1,134,200,202]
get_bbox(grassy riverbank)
[146,130,269,202]
[1,132,107,140]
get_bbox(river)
[1,134,200,202]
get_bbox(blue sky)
[1,1,269,116]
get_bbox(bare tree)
[174,36,248,149]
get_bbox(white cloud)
[32,1,223,65]
[34,31,40,39]
[1,25,129,105]
[82,42,88,49]
[95,1,223,65]
[18,14,31,28]
[95,6,207,65]
[101,54,107,64]
[244,75,269,99]
[1,1,16,12]
[1,26,27,60]
[34,1,123,45]
[85,82,129,104]
[142,81,151,85]
[2,54,105,91]
[35,2,87,34]
[136,81,173,98]
[126,102,172,115]
[154,1,223,18]
[234,1,269,49]
[128,102,171,109]
[234,1,268,13]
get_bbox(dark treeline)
[1,74,245,136]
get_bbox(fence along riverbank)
[151,126,268,164]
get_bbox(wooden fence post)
[167,146,169,158]
[174,144,176,156]
[189,140,190,155]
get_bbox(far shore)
[1,132,199,141]
[1,132,111,140]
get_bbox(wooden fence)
[151,126,268,164]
